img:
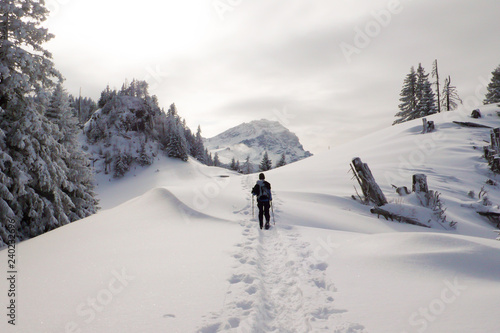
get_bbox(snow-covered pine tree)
[260,151,272,171]
[393,66,417,125]
[415,64,437,118]
[230,157,241,172]
[230,157,237,171]
[214,152,221,167]
[206,149,213,166]
[484,65,500,104]
[276,152,287,168]
[0,0,61,106]
[69,95,97,124]
[432,60,441,113]
[0,108,16,245]
[97,85,116,108]
[137,142,152,166]
[165,104,188,161]
[0,0,96,245]
[193,125,206,163]
[242,155,252,174]
[442,76,462,111]
[45,83,67,121]
[46,83,98,220]
[114,151,130,178]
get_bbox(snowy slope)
[205,119,312,167]
[2,105,500,333]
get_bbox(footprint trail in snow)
[198,177,365,333]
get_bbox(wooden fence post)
[413,174,429,206]
[352,157,387,206]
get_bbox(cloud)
[45,0,500,153]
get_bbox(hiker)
[251,173,272,229]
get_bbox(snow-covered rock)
[205,119,312,168]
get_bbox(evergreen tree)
[0,0,61,106]
[394,64,436,125]
[276,152,287,168]
[484,65,500,104]
[432,59,441,113]
[206,149,213,166]
[394,67,417,125]
[242,155,252,174]
[193,125,205,163]
[46,83,97,220]
[165,104,188,161]
[113,152,129,178]
[137,142,152,166]
[213,153,221,167]
[415,63,437,118]
[0,0,96,245]
[69,95,97,124]
[260,151,272,171]
[97,85,116,108]
[442,76,462,111]
[230,157,237,171]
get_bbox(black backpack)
[252,181,271,201]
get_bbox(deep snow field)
[2,105,500,333]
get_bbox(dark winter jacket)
[252,180,272,202]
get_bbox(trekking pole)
[252,194,254,219]
[271,201,275,225]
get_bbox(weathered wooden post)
[422,118,435,133]
[413,174,429,206]
[484,146,495,164]
[491,128,500,153]
[492,157,500,174]
[351,157,387,206]
[427,121,435,132]
[413,174,429,193]
[471,109,482,118]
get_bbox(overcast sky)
[44,0,500,153]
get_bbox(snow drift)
[2,105,500,333]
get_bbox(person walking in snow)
[252,173,272,230]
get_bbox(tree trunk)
[351,157,387,206]
[413,174,429,193]
[492,128,500,153]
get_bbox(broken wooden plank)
[370,207,430,228]
[452,121,492,128]
[477,211,500,228]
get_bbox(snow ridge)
[197,177,365,332]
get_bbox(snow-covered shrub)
[427,191,457,229]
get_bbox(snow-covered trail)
[198,177,365,333]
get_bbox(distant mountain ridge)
[205,119,312,169]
